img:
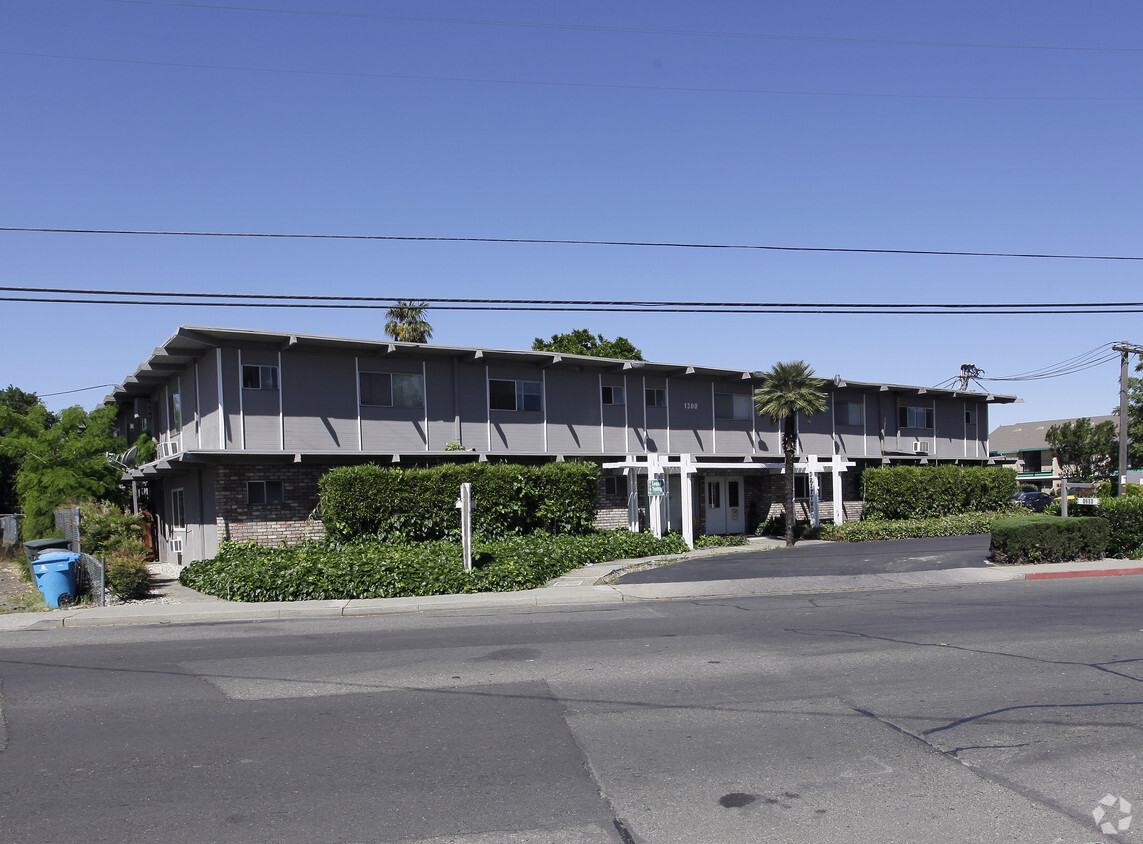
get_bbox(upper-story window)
[168,392,182,430]
[965,409,977,425]
[645,388,667,408]
[360,372,425,408]
[714,393,751,420]
[490,379,542,412]
[602,385,625,406]
[899,406,934,429]
[242,365,279,390]
[834,400,864,426]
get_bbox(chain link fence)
[51,507,106,607]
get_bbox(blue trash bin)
[30,550,81,607]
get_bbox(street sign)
[649,478,665,496]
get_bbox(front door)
[706,476,744,535]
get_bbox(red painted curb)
[1025,567,1143,580]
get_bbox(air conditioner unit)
[912,441,930,454]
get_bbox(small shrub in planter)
[990,514,1108,564]
[106,551,153,599]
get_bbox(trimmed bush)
[319,462,599,543]
[179,530,689,602]
[694,534,749,548]
[1047,497,1143,559]
[106,552,153,600]
[989,514,1108,564]
[861,465,1017,520]
[817,512,1001,542]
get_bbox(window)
[602,385,625,406]
[646,388,667,408]
[714,393,751,420]
[898,406,934,429]
[242,365,278,390]
[170,488,185,529]
[489,379,542,412]
[360,372,424,408]
[248,480,284,505]
[169,392,182,430]
[1020,450,1043,473]
[965,409,977,425]
[604,475,628,497]
[834,400,864,426]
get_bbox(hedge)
[319,462,600,543]
[817,512,1001,542]
[1057,497,1143,559]
[178,530,689,602]
[861,465,1017,520]
[989,514,1108,564]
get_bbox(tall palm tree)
[754,361,827,547]
[384,301,433,343]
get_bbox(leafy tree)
[532,329,643,360]
[384,301,433,343]
[1045,417,1118,482]
[0,386,53,515]
[754,361,827,547]
[0,404,125,539]
[1123,357,1143,471]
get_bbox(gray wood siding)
[487,364,545,452]
[797,405,834,457]
[359,356,427,452]
[546,369,600,453]
[221,347,241,449]
[457,362,489,450]
[935,399,963,458]
[626,373,646,452]
[669,379,711,454]
[282,350,358,451]
[426,358,458,448]
[241,348,281,451]
[713,386,754,455]
[601,375,628,453]
[643,376,668,453]
[196,350,221,450]
[831,391,867,459]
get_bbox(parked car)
[1012,491,1053,512]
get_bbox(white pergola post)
[625,463,639,533]
[832,456,845,525]
[648,453,665,539]
[681,454,696,549]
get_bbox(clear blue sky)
[3,0,1140,431]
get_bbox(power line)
[4,293,1143,316]
[7,285,1143,311]
[3,227,1142,261]
[7,50,1134,103]
[38,384,118,398]
[106,1,1143,54]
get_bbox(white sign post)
[455,482,473,571]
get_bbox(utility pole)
[1112,341,1143,495]
[957,364,984,391]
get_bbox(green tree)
[0,404,125,539]
[1045,417,1118,482]
[384,301,433,343]
[0,386,53,515]
[532,329,643,360]
[1123,357,1142,471]
[754,361,827,547]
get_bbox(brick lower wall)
[215,464,328,546]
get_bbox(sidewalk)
[2,539,1141,632]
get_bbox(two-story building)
[105,326,1017,563]
[989,415,1118,490]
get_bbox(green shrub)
[989,514,1108,564]
[818,511,1000,542]
[106,551,153,599]
[862,465,1017,520]
[694,534,749,548]
[179,530,689,602]
[1046,496,1143,559]
[754,514,811,539]
[319,462,599,542]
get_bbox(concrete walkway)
[2,537,1142,631]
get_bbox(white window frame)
[489,378,542,412]
[899,405,934,429]
[645,388,667,408]
[602,385,625,406]
[242,364,279,391]
[359,372,425,408]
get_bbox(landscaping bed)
[179,530,689,602]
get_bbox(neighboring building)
[989,415,1118,490]
[104,326,1017,563]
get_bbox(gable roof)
[989,415,1118,454]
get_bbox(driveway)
[616,534,993,584]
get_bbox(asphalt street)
[616,534,993,583]
[2,575,1141,844]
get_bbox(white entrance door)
[706,476,745,535]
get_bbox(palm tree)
[384,301,433,343]
[754,361,827,547]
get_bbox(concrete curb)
[1,549,1139,632]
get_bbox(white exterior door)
[706,476,745,535]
